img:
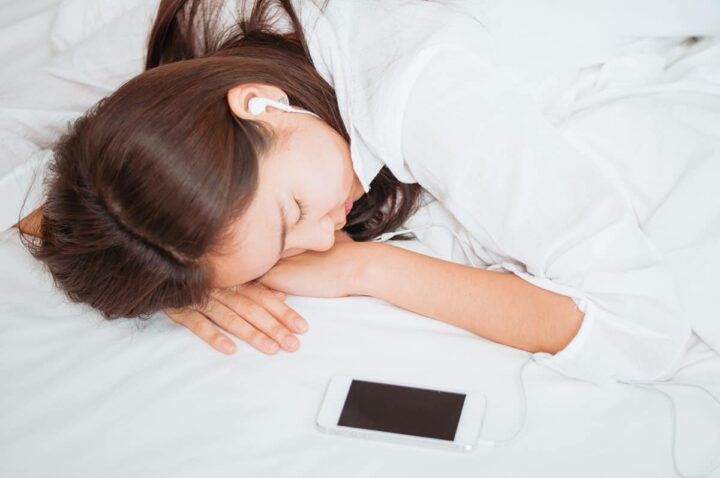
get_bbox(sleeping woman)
[12,0,717,385]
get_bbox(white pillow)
[50,0,159,52]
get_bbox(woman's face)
[206,83,366,289]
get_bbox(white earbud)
[247,97,320,119]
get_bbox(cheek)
[211,243,278,288]
[303,168,339,205]
[323,155,350,200]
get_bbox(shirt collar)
[298,1,384,194]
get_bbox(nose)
[284,218,338,256]
[331,203,347,229]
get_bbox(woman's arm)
[354,242,584,354]
[391,47,690,384]
[13,206,43,237]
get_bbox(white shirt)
[399,49,697,386]
[298,0,719,386]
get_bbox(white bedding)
[1,1,720,477]
[2,227,720,478]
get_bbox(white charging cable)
[479,359,720,478]
[476,354,720,478]
[617,380,720,478]
[371,222,480,268]
[374,223,720,476]
[476,358,720,478]
[374,223,532,447]
[475,355,534,447]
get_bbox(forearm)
[354,242,584,354]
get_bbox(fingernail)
[221,339,235,353]
[264,338,279,353]
[283,335,299,349]
[295,319,308,332]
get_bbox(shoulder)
[301,1,496,187]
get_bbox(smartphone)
[316,375,487,452]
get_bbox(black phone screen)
[337,379,466,441]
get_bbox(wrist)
[347,241,386,296]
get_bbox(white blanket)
[1,1,720,477]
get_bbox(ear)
[226,83,286,120]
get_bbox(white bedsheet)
[1,228,719,478]
[1,1,720,477]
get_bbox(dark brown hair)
[18,0,423,320]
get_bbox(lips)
[344,198,353,215]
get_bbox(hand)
[256,230,365,297]
[163,281,309,355]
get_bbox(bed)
[1,1,719,477]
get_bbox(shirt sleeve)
[400,47,692,386]
[0,2,156,231]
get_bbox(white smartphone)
[316,374,487,452]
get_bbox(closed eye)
[296,197,308,223]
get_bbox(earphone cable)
[373,222,720,476]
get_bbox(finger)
[212,289,302,352]
[201,295,284,354]
[229,283,308,334]
[165,307,237,355]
